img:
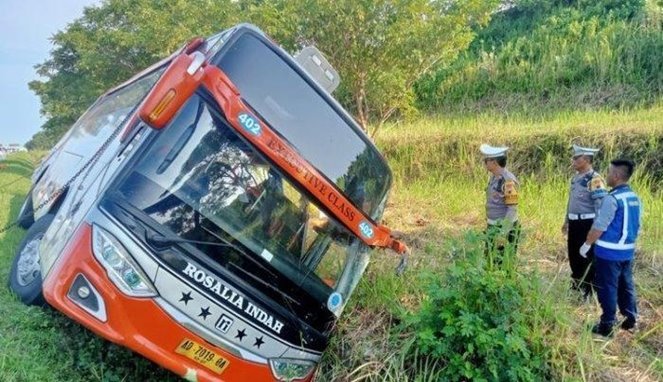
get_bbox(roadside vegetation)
[414,0,663,116]
[315,107,663,381]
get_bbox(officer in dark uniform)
[580,159,641,336]
[562,144,607,297]
[481,144,520,263]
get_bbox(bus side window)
[58,69,163,161]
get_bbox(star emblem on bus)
[198,306,211,320]
[235,328,246,341]
[253,336,264,349]
[179,291,193,305]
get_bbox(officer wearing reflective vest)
[480,144,520,262]
[562,144,607,297]
[580,159,641,337]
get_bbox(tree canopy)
[27,0,498,148]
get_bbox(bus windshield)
[114,94,371,322]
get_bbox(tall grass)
[379,105,663,183]
[376,106,662,286]
[415,0,663,113]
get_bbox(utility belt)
[568,213,595,221]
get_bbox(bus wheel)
[8,214,54,306]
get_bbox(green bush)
[407,232,550,381]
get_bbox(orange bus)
[9,24,407,381]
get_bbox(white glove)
[579,243,591,258]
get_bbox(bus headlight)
[269,358,316,381]
[92,225,156,297]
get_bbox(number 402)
[238,113,261,135]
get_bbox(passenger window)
[58,69,164,158]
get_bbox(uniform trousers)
[567,218,595,295]
[594,257,637,326]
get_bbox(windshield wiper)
[145,232,276,276]
[146,234,235,248]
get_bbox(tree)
[247,0,499,136]
[28,0,498,147]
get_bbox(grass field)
[1,106,661,381]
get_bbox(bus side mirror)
[139,51,206,129]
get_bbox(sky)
[0,0,97,145]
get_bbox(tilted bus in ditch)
[9,24,408,381]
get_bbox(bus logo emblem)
[215,314,234,334]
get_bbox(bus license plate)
[175,338,230,374]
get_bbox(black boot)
[591,322,614,337]
[620,317,636,331]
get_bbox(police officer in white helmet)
[480,144,520,264]
[562,144,607,298]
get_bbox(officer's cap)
[480,144,509,159]
[572,144,599,157]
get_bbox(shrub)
[407,231,550,381]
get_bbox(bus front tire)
[8,214,55,306]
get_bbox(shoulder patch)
[503,179,519,205]
[589,174,607,199]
